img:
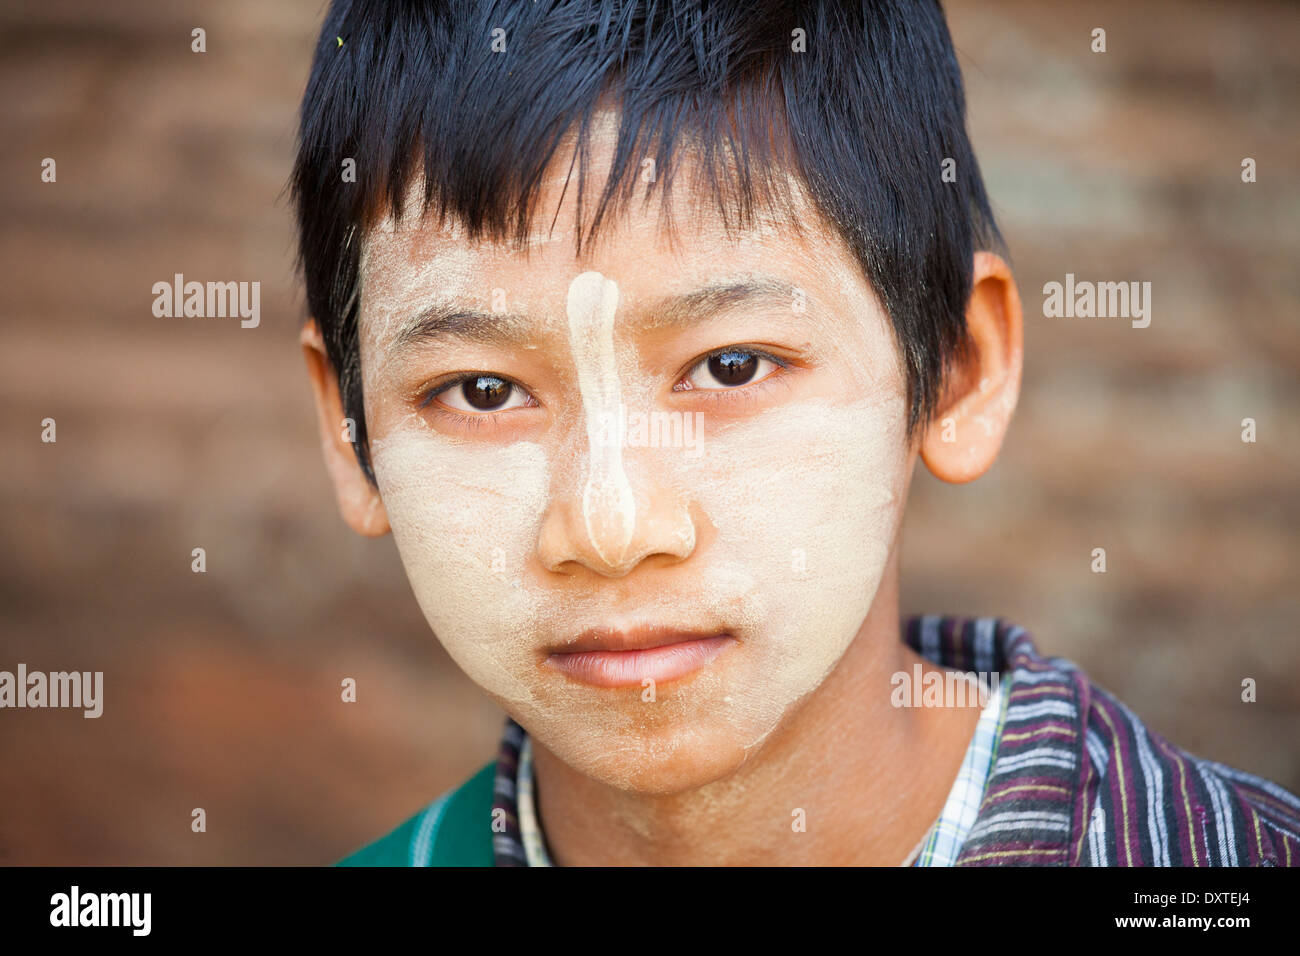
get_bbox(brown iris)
[462,375,512,410]
[708,350,758,386]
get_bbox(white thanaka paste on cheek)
[565,271,637,568]
[370,427,551,706]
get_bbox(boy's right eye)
[426,374,536,413]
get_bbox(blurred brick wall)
[913,0,1300,803]
[0,0,1295,864]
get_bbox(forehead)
[356,119,880,350]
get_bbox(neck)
[530,553,980,865]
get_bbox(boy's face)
[354,117,916,793]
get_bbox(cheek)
[686,395,909,684]
[369,430,551,704]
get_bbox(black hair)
[291,0,1004,483]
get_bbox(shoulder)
[1074,676,1300,866]
[956,622,1300,867]
[334,761,498,867]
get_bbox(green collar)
[335,761,496,867]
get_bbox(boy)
[291,0,1300,865]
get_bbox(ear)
[919,251,1024,484]
[300,320,390,536]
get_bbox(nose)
[537,447,697,577]
[542,269,697,577]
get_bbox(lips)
[545,625,736,688]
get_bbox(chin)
[522,697,784,795]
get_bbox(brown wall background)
[0,0,1296,864]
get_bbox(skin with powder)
[302,112,1024,864]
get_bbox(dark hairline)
[291,1,1005,485]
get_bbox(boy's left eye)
[676,348,783,391]
[431,375,535,413]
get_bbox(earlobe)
[300,320,391,537]
[919,251,1024,485]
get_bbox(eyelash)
[416,345,793,427]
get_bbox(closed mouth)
[544,626,736,688]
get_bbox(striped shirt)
[914,616,1300,866]
[912,672,1009,866]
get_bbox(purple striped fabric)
[491,719,528,866]
[489,615,1300,866]
[904,616,1300,867]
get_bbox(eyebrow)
[388,276,798,354]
